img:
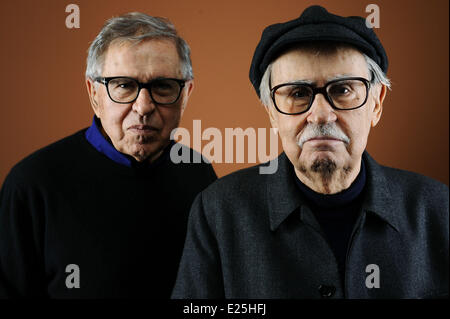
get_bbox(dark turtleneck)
[295,160,366,285]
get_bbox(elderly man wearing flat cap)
[172,6,448,298]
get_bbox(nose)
[306,93,337,124]
[132,88,156,116]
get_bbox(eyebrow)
[326,74,357,81]
[286,74,359,86]
[122,76,179,83]
[288,79,315,85]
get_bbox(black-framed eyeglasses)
[95,76,186,105]
[270,77,371,115]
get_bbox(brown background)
[0,0,448,186]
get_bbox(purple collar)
[85,116,175,168]
[85,116,133,167]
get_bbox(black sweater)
[0,129,217,298]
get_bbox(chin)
[131,143,164,162]
[312,150,336,161]
[297,149,335,169]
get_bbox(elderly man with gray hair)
[0,12,216,298]
[172,6,448,299]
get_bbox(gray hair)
[259,44,391,107]
[85,12,193,80]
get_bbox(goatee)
[311,157,337,181]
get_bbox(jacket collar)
[266,151,400,232]
[360,152,400,232]
[266,152,303,231]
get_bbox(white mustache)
[297,123,350,148]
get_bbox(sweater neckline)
[77,128,174,177]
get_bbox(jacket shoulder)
[380,164,448,197]
[378,164,449,228]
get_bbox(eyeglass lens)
[273,79,367,114]
[107,77,182,104]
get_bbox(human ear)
[86,78,101,117]
[265,103,279,130]
[180,80,194,116]
[371,84,387,127]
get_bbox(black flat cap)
[249,5,388,97]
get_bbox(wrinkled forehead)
[271,45,370,85]
[105,38,179,63]
[101,38,182,79]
